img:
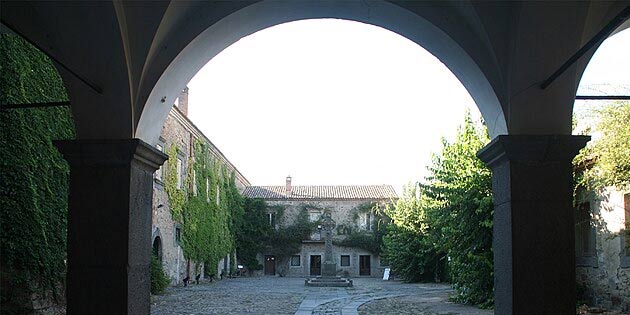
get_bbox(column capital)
[54,138,167,171]
[477,135,590,168]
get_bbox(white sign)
[382,268,390,280]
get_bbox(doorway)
[359,255,371,276]
[264,255,275,276]
[152,236,162,262]
[310,255,321,276]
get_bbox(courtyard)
[150,277,492,315]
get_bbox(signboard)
[383,268,390,280]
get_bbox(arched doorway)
[152,236,162,262]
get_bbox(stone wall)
[576,188,630,311]
[151,105,249,286]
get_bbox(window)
[309,211,321,222]
[340,255,350,267]
[290,255,301,267]
[575,201,596,266]
[192,170,197,196]
[216,184,220,205]
[176,158,183,189]
[620,193,630,268]
[623,194,630,256]
[206,178,210,202]
[624,193,630,257]
[175,226,182,246]
[155,144,164,181]
[360,213,372,231]
[268,212,276,227]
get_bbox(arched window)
[152,236,162,262]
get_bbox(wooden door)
[264,255,275,275]
[310,255,321,276]
[359,255,371,276]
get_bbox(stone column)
[478,135,589,315]
[321,211,337,277]
[55,139,167,315]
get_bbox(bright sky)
[188,19,629,192]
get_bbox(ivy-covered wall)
[0,34,75,313]
[163,140,244,274]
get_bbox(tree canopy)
[383,111,494,307]
[574,102,630,191]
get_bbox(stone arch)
[136,0,508,144]
[152,228,163,262]
[573,16,630,95]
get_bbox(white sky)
[188,19,629,192]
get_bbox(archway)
[571,26,630,308]
[152,236,162,262]
[136,0,507,145]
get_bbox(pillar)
[55,139,167,315]
[478,135,589,314]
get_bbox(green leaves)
[1,34,75,306]
[150,255,170,295]
[574,102,630,191]
[383,111,493,307]
[164,141,244,272]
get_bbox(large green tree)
[383,185,447,282]
[383,111,493,307]
[422,112,493,307]
[0,34,74,313]
[574,102,630,191]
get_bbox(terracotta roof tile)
[243,185,398,200]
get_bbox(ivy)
[235,200,319,274]
[334,202,389,255]
[0,34,75,312]
[235,198,272,271]
[163,141,244,274]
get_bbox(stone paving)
[150,277,493,315]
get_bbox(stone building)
[151,88,250,285]
[575,186,630,310]
[243,177,397,278]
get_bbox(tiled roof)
[243,185,398,200]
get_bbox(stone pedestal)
[55,139,167,315]
[478,135,589,315]
[305,211,352,287]
[322,261,337,277]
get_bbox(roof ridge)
[243,184,398,200]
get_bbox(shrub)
[150,255,170,295]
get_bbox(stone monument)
[305,210,353,287]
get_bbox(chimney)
[177,86,189,116]
[285,175,292,195]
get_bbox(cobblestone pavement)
[150,277,493,315]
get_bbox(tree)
[235,198,273,271]
[383,111,493,307]
[422,111,493,307]
[423,113,494,307]
[383,184,447,282]
[574,102,630,191]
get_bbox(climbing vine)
[235,200,320,273]
[0,34,75,312]
[164,140,244,273]
[334,202,390,254]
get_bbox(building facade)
[243,177,397,278]
[151,89,250,285]
[575,188,630,311]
